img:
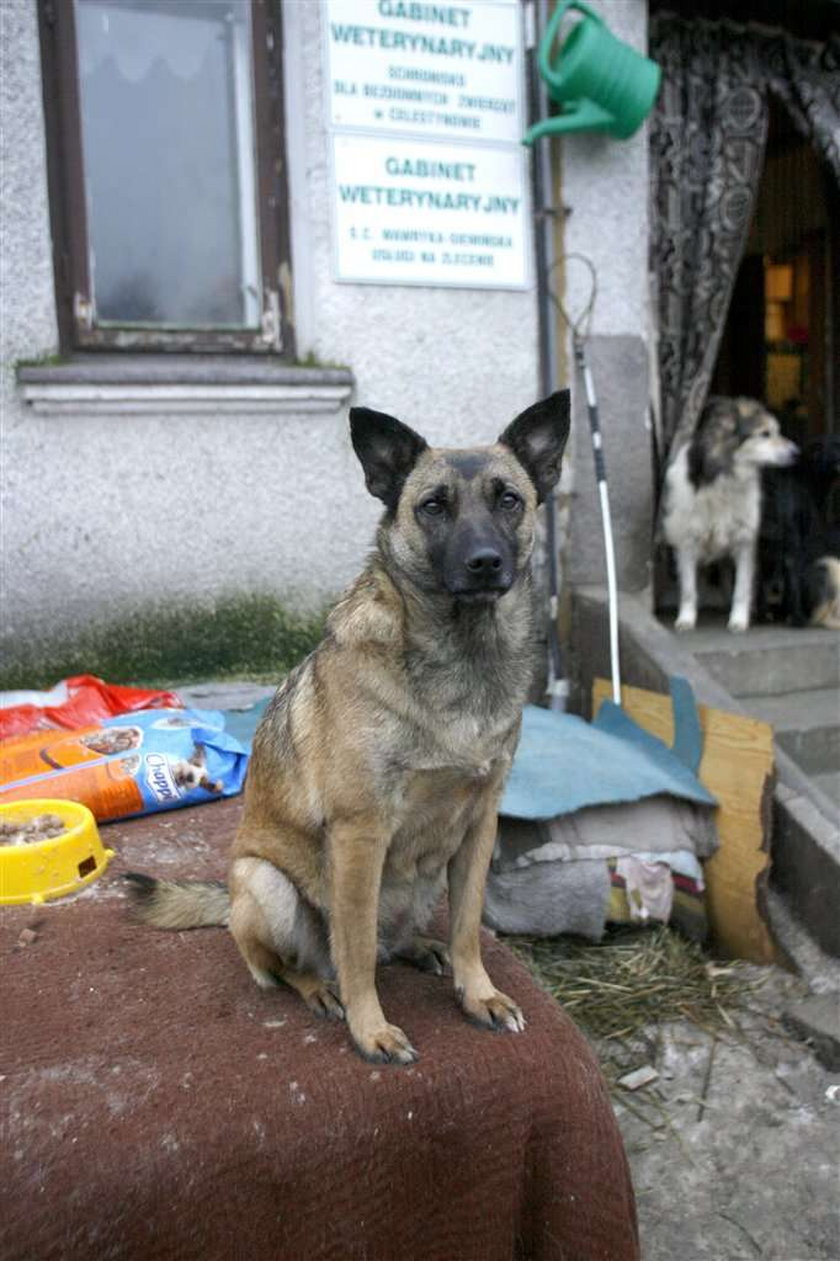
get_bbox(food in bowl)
[0,812,67,846]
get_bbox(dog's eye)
[419,497,445,517]
[499,490,522,511]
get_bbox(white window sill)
[16,355,354,416]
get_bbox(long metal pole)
[574,336,622,704]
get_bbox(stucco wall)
[557,0,654,593]
[0,0,539,661]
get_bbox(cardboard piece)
[593,678,778,965]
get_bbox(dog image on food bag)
[126,392,570,1064]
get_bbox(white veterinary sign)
[332,132,530,288]
[326,0,524,144]
[325,0,529,289]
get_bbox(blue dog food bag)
[0,708,249,822]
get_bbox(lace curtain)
[649,15,840,470]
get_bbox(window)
[38,0,292,354]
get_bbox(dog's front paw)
[674,612,696,633]
[459,986,525,1034]
[351,1021,418,1065]
[727,612,749,633]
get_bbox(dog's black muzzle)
[444,531,514,603]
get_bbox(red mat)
[2,798,638,1260]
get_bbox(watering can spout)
[523,100,614,146]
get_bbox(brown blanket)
[2,799,638,1260]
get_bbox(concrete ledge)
[569,586,840,965]
[772,781,840,958]
[693,631,840,698]
[16,356,355,415]
[783,994,840,1071]
[766,888,840,994]
[776,724,840,777]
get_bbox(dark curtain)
[649,15,840,471]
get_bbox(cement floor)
[594,965,840,1260]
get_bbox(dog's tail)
[124,872,230,929]
[808,556,840,630]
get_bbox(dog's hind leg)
[807,558,840,629]
[729,541,756,632]
[390,874,450,974]
[675,545,699,632]
[228,857,343,1020]
[394,935,450,975]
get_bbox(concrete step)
[766,887,840,996]
[812,771,840,808]
[739,688,839,774]
[688,625,840,698]
[772,770,840,962]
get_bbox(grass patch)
[14,352,68,370]
[0,593,325,691]
[506,925,753,1041]
[293,350,350,370]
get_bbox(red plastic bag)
[0,675,182,742]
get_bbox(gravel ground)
[589,965,840,1261]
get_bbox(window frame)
[37,0,294,356]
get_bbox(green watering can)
[523,0,661,145]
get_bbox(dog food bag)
[0,675,182,740]
[0,709,248,823]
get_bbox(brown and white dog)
[663,397,798,633]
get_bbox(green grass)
[14,352,68,370]
[0,593,325,691]
[293,350,350,370]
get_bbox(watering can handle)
[538,0,604,95]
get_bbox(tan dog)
[126,392,570,1064]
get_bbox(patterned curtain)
[649,15,840,471]
[766,29,840,179]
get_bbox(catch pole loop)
[549,255,622,705]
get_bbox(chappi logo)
[145,753,180,804]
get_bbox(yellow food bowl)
[0,799,114,906]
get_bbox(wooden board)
[593,678,778,964]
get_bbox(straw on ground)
[506,924,759,1042]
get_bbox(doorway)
[712,99,839,443]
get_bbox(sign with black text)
[325,0,529,290]
[332,132,529,287]
[326,0,524,143]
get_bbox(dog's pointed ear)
[350,408,428,510]
[498,390,570,503]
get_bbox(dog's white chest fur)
[664,446,761,562]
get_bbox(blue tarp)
[500,692,716,821]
